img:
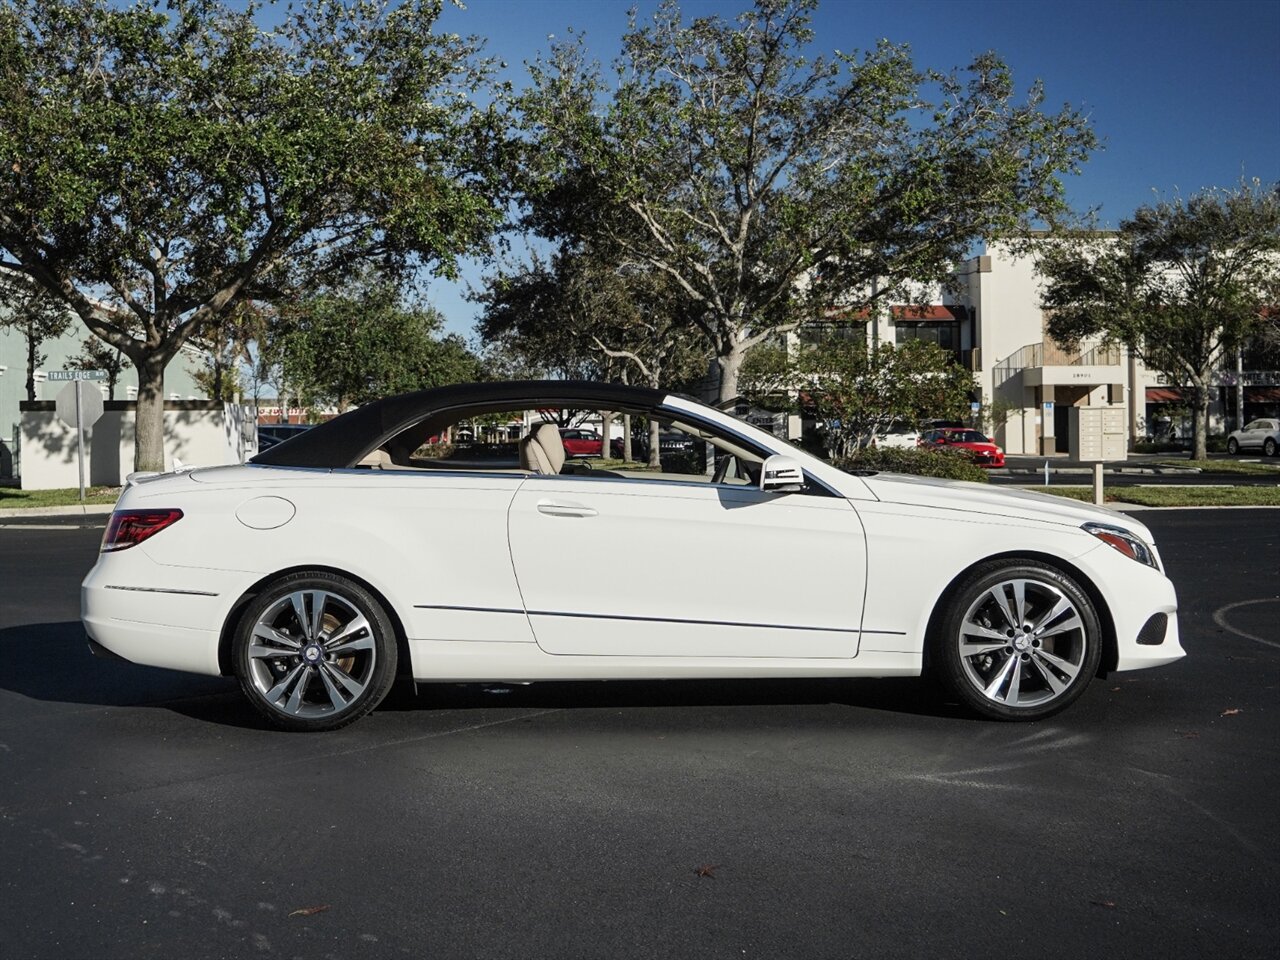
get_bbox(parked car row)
[919,428,1006,467]
[869,420,1005,468]
[256,423,312,452]
[1226,418,1280,457]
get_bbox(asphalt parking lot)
[1,511,1277,959]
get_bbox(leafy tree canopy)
[516,0,1096,402]
[0,269,72,400]
[1038,180,1280,458]
[0,0,506,468]
[273,278,483,412]
[741,337,974,458]
[476,248,709,388]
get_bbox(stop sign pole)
[51,370,107,502]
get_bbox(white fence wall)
[19,401,257,489]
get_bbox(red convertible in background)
[920,428,1006,467]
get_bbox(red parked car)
[920,428,1006,467]
[557,427,603,458]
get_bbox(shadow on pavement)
[0,620,234,707]
[0,620,974,727]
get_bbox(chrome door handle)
[536,501,598,518]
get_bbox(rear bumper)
[81,552,249,677]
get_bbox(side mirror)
[760,454,805,493]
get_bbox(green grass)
[1153,458,1280,475]
[0,486,121,509]
[1038,485,1280,507]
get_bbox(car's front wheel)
[1265,438,1277,457]
[931,560,1102,721]
[1227,437,1240,454]
[233,571,398,732]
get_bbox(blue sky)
[421,0,1280,334]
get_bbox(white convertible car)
[82,382,1183,731]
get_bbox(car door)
[1240,421,1261,449]
[506,474,867,658]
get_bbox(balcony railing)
[994,340,1120,378]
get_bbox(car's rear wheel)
[1265,438,1277,457]
[1227,437,1240,454]
[932,560,1102,721]
[234,571,397,732]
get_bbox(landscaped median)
[1032,485,1280,507]
[0,486,122,510]
[1152,459,1280,476]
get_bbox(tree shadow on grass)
[0,620,973,729]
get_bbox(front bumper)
[1071,542,1185,672]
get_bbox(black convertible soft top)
[250,380,672,469]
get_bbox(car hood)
[857,472,1154,539]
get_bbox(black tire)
[1265,438,1277,458]
[1227,437,1239,455]
[233,571,398,732]
[930,560,1102,721]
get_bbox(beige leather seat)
[519,423,566,475]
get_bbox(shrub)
[835,446,990,483]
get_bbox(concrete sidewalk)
[0,503,116,520]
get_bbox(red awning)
[1146,387,1182,402]
[1245,386,1280,402]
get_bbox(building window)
[895,321,960,352]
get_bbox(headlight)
[1082,521,1159,569]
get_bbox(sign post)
[52,371,106,502]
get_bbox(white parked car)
[1226,418,1280,457]
[869,419,922,449]
[83,381,1183,731]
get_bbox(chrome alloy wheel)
[246,589,378,719]
[955,578,1089,710]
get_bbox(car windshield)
[947,431,989,443]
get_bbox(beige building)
[845,242,1278,456]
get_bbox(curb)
[1003,467,1202,476]
[0,504,116,519]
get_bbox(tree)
[0,0,505,470]
[274,280,482,413]
[518,0,1095,404]
[740,337,974,458]
[67,336,126,400]
[1038,181,1280,459]
[0,270,71,400]
[188,301,270,403]
[475,253,614,383]
[476,247,710,464]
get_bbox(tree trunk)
[598,409,611,459]
[1192,381,1210,461]
[715,342,748,408]
[622,413,632,462]
[25,329,38,402]
[648,419,661,469]
[133,354,168,472]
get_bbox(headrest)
[519,422,567,475]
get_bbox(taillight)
[101,509,184,552]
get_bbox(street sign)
[56,382,104,430]
[970,401,981,412]
[47,369,107,381]
[55,381,105,502]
